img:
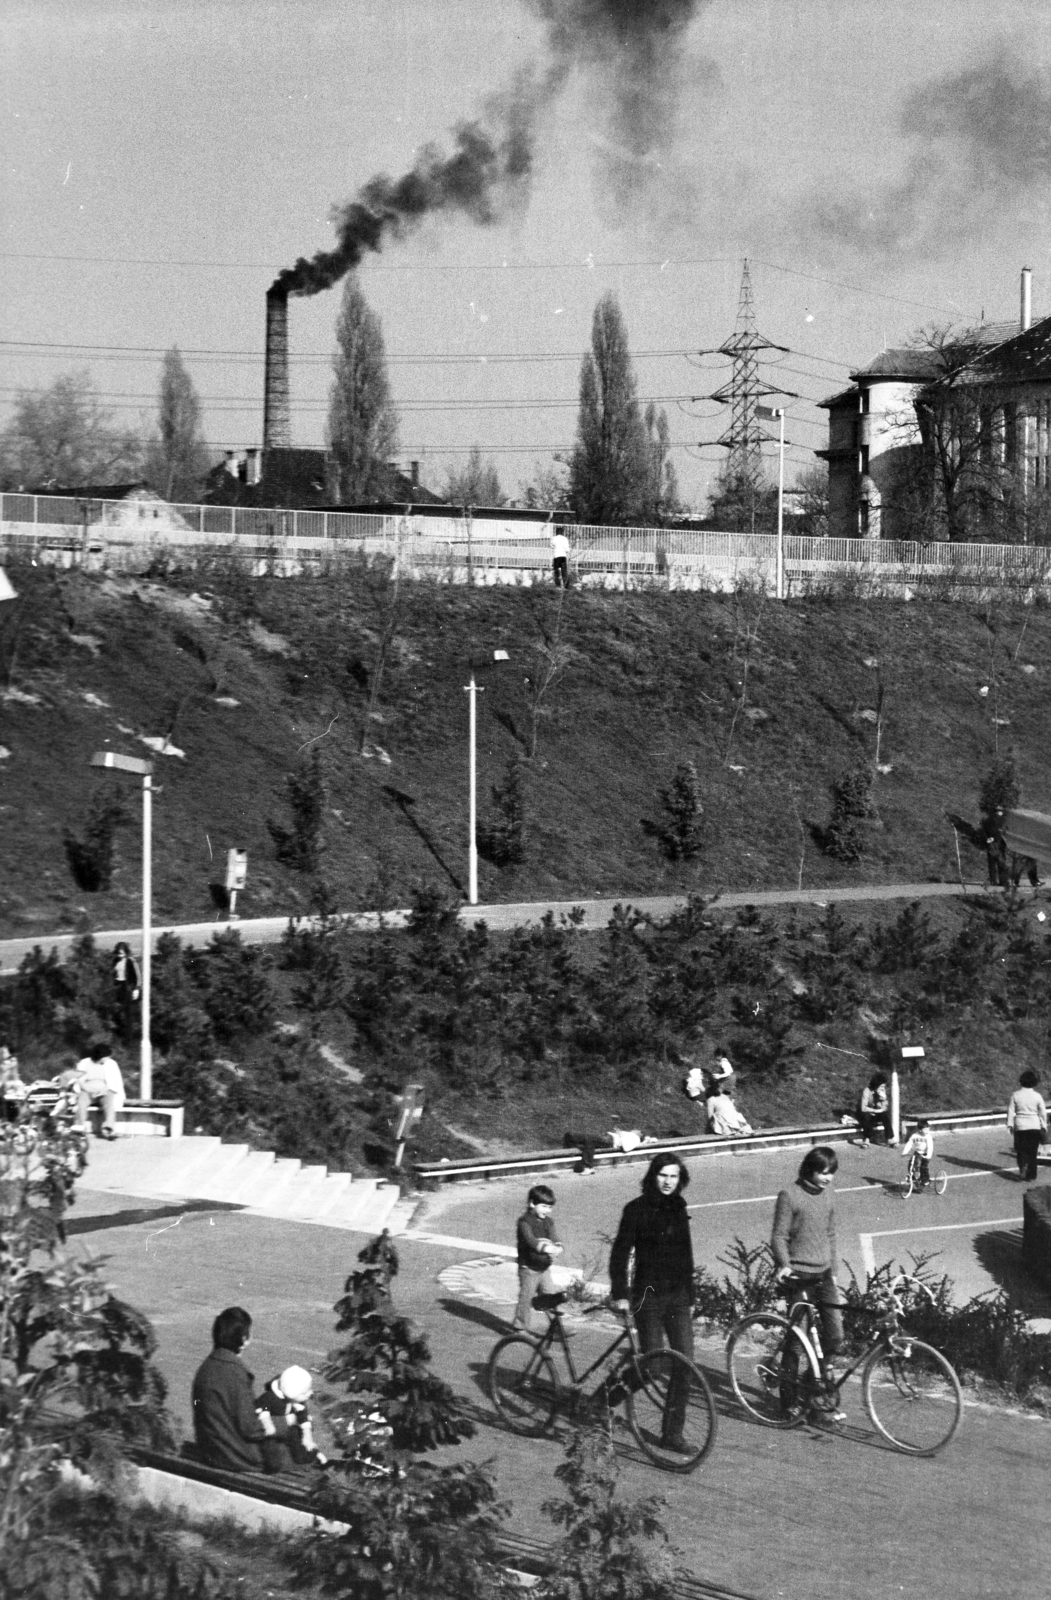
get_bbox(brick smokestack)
[264,287,291,450]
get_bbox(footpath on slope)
[0,875,1007,967]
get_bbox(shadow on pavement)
[437,1296,513,1336]
[973,1225,1051,1315]
[66,1198,244,1236]
[942,1151,1017,1179]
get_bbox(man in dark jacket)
[191,1306,292,1472]
[609,1152,695,1450]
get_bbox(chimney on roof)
[224,450,240,480]
[263,288,292,451]
[410,460,420,489]
[1021,266,1032,333]
[245,447,262,486]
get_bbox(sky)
[4,0,1051,509]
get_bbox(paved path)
[67,1123,1048,1599]
[0,878,1007,968]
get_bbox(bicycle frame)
[528,1304,641,1394]
[785,1290,926,1398]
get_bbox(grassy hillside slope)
[2,554,1050,938]
[4,554,1051,1166]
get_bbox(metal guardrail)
[413,1108,1007,1184]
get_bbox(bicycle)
[725,1273,962,1456]
[900,1151,948,1198]
[486,1290,717,1473]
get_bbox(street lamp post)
[91,751,154,1102]
[465,650,509,906]
[757,405,786,600]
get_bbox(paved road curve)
[68,1127,1047,1600]
[0,877,1007,970]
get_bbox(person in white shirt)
[550,527,570,588]
[706,1088,752,1138]
[900,1120,935,1188]
[1006,1070,1048,1182]
[68,1042,125,1139]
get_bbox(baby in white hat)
[255,1365,327,1473]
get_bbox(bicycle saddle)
[532,1290,567,1311]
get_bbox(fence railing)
[4,493,1051,593]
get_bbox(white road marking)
[859,1216,1024,1280]
[397,1231,516,1255]
[687,1169,1014,1212]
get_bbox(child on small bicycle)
[900,1119,935,1189]
[771,1146,847,1419]
[513,1184,563,1332]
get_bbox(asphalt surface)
[68,1123,1049,1600]
[0,877,1006,969]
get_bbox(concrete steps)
[80,1132,408,1236]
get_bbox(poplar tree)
[328,276,400,504]
[146,347,210,501]
[570,292,650,525]
[445,444,504,506]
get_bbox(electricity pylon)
[702,261,787,494]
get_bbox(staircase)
[80,1134,415,1235]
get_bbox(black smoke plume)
[814,50,1051,255]
[271,0,708,297]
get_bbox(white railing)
[4,493,1051,594]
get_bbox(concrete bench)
[108,1100,184,1138]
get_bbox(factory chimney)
[263,287,292,451]
[1021,266,1032,334]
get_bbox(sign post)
[897,1045,925,1145]
[225,849,248,919]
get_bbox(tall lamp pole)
[757,404,786,600]
[91,752,154,1102]
[465,650,509,906]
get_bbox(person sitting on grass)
[705,1085,752,1138]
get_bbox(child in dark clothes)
[254,1365,328,1473]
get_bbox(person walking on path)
[856,1071,895,1146]
[771,1146,846,1419]
[609,1152,695,1451]
[192,1307,293,1473]
[112,941,141,1043]
[513,1184,564,1331]
[1007,1070,1048,1182]
[550,526,570,588]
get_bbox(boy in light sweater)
[771,1146,846,1418]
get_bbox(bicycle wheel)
[863,1339,962,1455]
[933,1167,948,1196]
[626,1349,717,1472]
[900,1163,915,1199]
[487,1335,560,1437]
[726,1314,808,1429]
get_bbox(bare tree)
[519,456,571,510]
[444,445,504,506]
[642,402,681,524]
[0,370,142,490]
[794,463,829,538]
[328,275,399,504]
[144,347,210,502]
[527,590,575,759]
[896,324,1028,543]
[570,292,650,525]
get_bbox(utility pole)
[698,261,792,527]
